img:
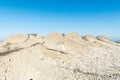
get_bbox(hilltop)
[0,32,120,80]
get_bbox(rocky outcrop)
[0,33,120,80]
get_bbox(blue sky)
[0,0,120,41]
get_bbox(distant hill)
[115,41,120,43]
[0,40,3,42]
[117,42,120,43]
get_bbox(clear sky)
[0,0,120,41]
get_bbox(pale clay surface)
[0,32,120,80]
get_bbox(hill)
[0,33,120,80]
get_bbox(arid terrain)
[0,32,120,80]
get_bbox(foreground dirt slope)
[0,32,120,80]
